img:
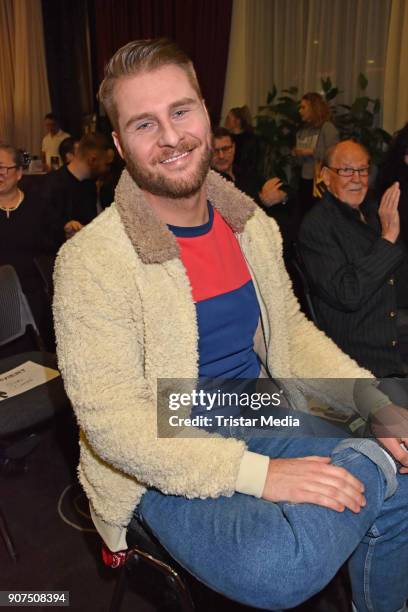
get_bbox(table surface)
[0,352,69,435]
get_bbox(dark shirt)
[298,190,408,376]
[217,164,264,203]
[42,165,98,247]
[233,131,261,175]
[216,166,295,264]
[0,190,58,349]
[0,191,58,295]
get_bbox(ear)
[112,131,124,160]
[201,99,211,127]
[321,166,331,188]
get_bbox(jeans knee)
[332,438,397,499]
[242,551,334,609]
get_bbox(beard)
[123,137,212,199]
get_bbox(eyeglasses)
[0,165,17,176]
[326,166,370,177]
[213,145,234,155]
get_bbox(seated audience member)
[377,122,408,250]
[53,39,408,612]
[225,106,261,174]
[212,127,294,260]
[212,127,263,200]
[58,137,78,166]
[293,93,339,218]
[299,140,408,377]
[212,127,287,205]
[41,113,70,169]
[0,144,59,350]
[42,133,111,244]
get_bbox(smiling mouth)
[160,150,192,164]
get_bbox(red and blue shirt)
[168,203,261,380]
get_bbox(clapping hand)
[379,182,400,244]
[259,178,287,207]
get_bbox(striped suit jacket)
[299,190,407,376]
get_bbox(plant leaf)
[351,96,370,114]
[267,84,277,105]
[326,87,339,101]
[358,73,368,91]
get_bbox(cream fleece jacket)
[53,169,375,551]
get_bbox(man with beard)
[53,39,408,612]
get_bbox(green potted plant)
[256,74,392,188]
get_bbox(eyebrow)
[124,97,198,131]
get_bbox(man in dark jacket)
[299,139,408,377]
[42,133,111,246]
[211,127,296,262]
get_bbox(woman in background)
[293,92,338,219]
[0,143,58,351]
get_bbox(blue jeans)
[137,426,408,611]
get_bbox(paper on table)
[0,361,60,402]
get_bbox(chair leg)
[165,572,195,612]
[0,507,17,562]
[128,549,195,612]
[109,564,128,612]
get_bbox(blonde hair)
[99,38,202,130]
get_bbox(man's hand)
[64,220,84,240]
[262,456,366,512]
[370,403,408,473]
[379,182,400,243]
[259,178,287,207]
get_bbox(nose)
[157,120,182,148]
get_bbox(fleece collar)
[114,168,257,264]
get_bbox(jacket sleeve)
[250,211,376,410]
[281,250,377,409]
[53,241,247,500]
[299,216,405,311]
[315,122,339,163]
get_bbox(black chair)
[34,254,56,304]
[291,243,320,327]
[107,513,355,612]
[0,265,65,439]
[0,351,70,562]
[108,514,195,612]
[0,265,44,352]
[0,505,17,563]
[0,265,70,561]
